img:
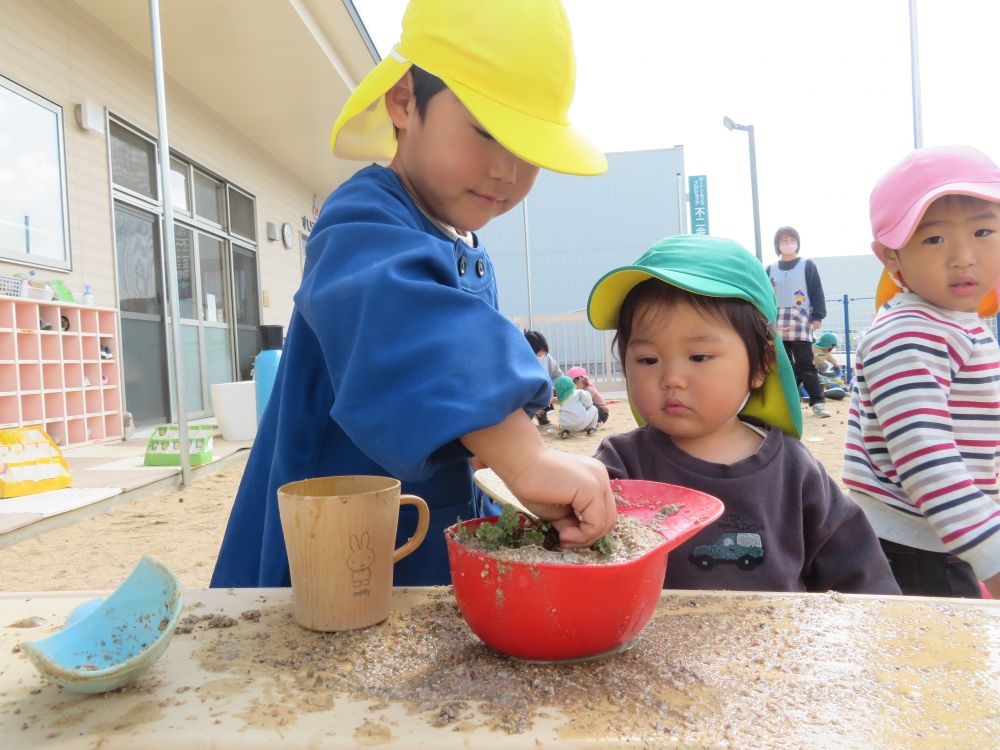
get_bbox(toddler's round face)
[885,197,1000,313]
[624,299,764,457]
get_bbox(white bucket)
[210,381,257,441]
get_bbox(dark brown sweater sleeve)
[801,469,900,594]
[594,426,900,595]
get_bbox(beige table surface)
[1,587,997,749]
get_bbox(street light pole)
[723,116,763,262]
[745,124,763,263]
[908,0,923,148]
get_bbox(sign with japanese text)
[689,175,709,235]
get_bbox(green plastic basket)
[143,424,214,467]
[49,279,75,302]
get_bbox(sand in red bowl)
[446,479,723,662]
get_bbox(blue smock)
[211,165,550,587]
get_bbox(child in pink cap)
[565,365,609,427]
[843,145,1000,599]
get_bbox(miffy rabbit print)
[348,532,375,595]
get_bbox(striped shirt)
[843,293,1000,581]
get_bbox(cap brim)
[587,267,754,330]
[330,54,411,161]
[878,182,1000,249]
[742,340,802,439]
[874,267,901,310]
[591,267,802,438]
[446,79,607,176]
[330,54,607,176]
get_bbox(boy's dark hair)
[613,279,774,391]
[392,66,447,137]
[773,226,800,255]
[523,330,549,355]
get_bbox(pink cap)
[870,145,1000,251]
[566,366,588,380]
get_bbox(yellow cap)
[330,0,607,176]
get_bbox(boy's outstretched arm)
[461,409,617,547]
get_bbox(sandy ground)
[0,396,851,592]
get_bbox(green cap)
[553,375,576,404]
[586,234,803,438]
[813,331,838,350]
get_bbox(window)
[193,169,223,226]
[114,202,164,316]
[110,121,158,200]
[110,116,260,424]
[170,157,190,214]
[0,76,71,269]
[227,186,256,241]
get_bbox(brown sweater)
[595,425,899,594]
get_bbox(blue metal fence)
[813,294,999,384]
[514,295,1000,393]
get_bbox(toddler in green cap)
[552,374,599,438]
[587,235,898,594]
[213,0,616,589]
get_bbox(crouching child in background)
[566,366,610,426]
[554,375,599,438]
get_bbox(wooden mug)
[277,475,429,632]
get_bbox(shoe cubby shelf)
[0,297,123,447]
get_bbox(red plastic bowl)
[446,479,723,662]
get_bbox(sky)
[0,83,66,261]
[352,0,1000,259]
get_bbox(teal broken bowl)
[20,555,183,693]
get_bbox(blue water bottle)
[255,325,284,425]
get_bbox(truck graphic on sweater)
[690,532,764,571]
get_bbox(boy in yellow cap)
[588,235,898,594]
[213,0,616,588]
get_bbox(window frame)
[192,168,225,230]
[169,156,193,217]
[0,75,72,270]
[108,118,161,206]
[226,184,257,243]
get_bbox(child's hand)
[460,409,616,548]
[505,449,617,548]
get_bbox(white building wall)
[0,0,319,328]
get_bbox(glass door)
[169,225,234,419]
[114,202,171,428]
[170,225,205,417]
[198,232,234,391]
[232,245,260,381]
[110,119,260,424]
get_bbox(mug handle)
[394,495,430,562]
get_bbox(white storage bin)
[210,381,257,441]
[24,284,53,301]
